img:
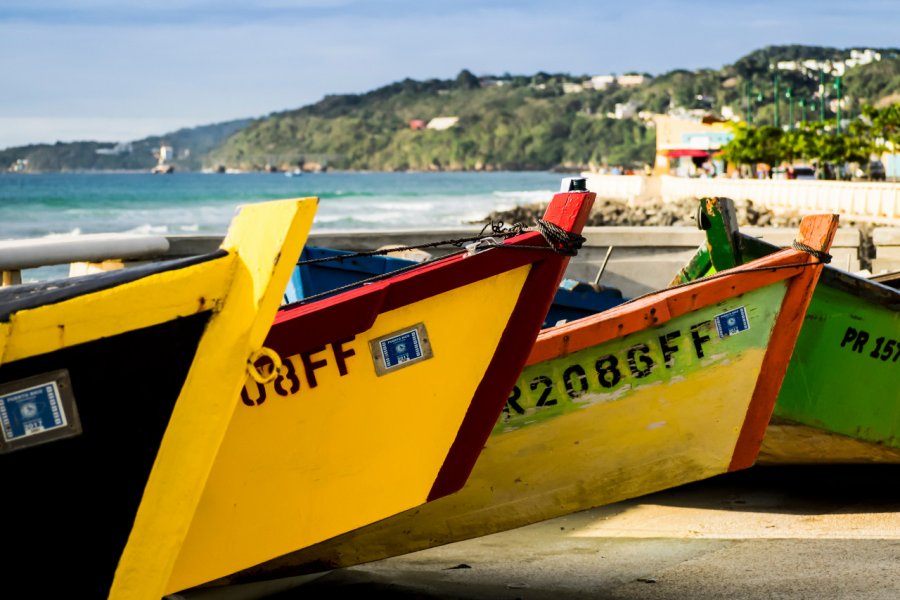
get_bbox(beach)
[171,465,900,600]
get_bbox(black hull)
[0,312,210,598]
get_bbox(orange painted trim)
[728,213,839,470]
[529,245,818,366]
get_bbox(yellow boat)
[163,184,596,595]
[0,198,317,599]
[205,211,840,587]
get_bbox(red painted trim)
[427,191,594,499]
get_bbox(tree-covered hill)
[4,44,898,173]
[0,118,253,172]
[208,44,900,172]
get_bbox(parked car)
[790,165,817,180]
[852,160,887,181]
[869,160,886,181]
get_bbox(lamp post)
[745,80,752,125]
[834,76,843,134]
[756,91,764,125]
[819,70,826,123]
[773,73,780,129]
[786,87,794,130]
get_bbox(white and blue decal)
[0,370,81,453]
[370,323,433,376]
[715,306,750,338]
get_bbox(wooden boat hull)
[208,213,838,585]
[165,189,596,594]
[0,198,317,599]
[676,198,900,464]
[744,240,899,463]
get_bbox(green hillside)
[0,118,253,172]
[208,44,900,172]
[4,44,898,173]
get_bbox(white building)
[426,117,459,130]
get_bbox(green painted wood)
[695,198,900,451]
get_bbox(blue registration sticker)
[380,329,423,369]
[370,323,433,376]
[0,382,67,443]
[715,306,750,338]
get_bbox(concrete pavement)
[261,464,900,600]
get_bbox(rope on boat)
[285,219,584,307]
[295,220,527,266]
[615,244,832,310]
[792,240,833,263]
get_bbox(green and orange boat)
[672,197,900,464]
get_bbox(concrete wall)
[2,226,879,293]
[582,174,900,224]
[307,226,863,298]
[872,227,900,275]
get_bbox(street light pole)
[745,80,752,125]
[819,70,826,123]
[834,76,843,133]
[773,73,780,128]
[786,87,794,130]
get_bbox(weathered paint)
[209,213,838,586]
[164,190,595,593]
[759,423,900,463]
[693,197,900,462]
[766,274,900,455]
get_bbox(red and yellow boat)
[162,184,595,595]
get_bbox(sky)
[2,0,899,149]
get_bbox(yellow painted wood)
[105,198,318,600]
[3,259,233,364]
[760,423,900,464]
[166,265,532,593]
[290,347,768,566]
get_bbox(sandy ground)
[178,464,900,600]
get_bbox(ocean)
[0,171,565,241]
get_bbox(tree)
[455,69,481,90]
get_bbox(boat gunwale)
[528,243,822,365]
[0,249,229,323]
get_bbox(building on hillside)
[590,75,615,89]
[426,117,459,130]
[8,158,28,172]
[617,74,649,87]
[611,101,640,120]
[151,143,175,174]
[653,114,735,177]
[409,119,426,130]
[589,74,651,90]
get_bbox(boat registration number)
[839,327,900,362]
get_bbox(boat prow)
[164,184,596,594]
[1,197,318,598]
[678,196,900,464]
